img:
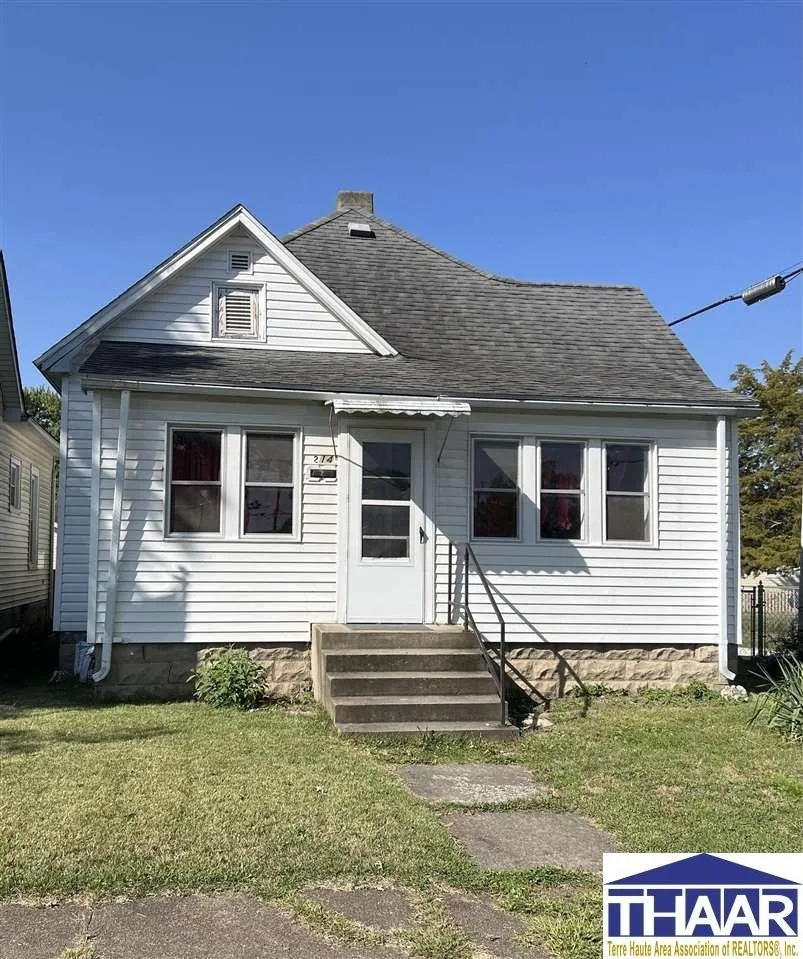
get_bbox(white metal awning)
[326,395,471,417]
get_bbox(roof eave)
[79,373,757,417]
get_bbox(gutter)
[717,416,736,681]
[92,389,129,684]
[79,376,758,418]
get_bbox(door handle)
[419,526,427,544]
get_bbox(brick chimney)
[336,191,374,213]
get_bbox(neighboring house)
[36,193,755,728]
[0,252,58,633]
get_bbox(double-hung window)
[243,433,295,535]
[8,456,21,510]
[472,439,519,538]
[605,443,651,542]
[168,430,223,534]
[539,441,585,540]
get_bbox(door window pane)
[362,442,411,500]
[473,440,519,538]
[362,537,409,559]
[362,504,410,536]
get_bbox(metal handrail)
[447,540,507,726]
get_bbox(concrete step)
[336,720,520,741]
[331,694,502,724]
[323,649,486,673]
[317,627,476,651]
[328,670,497,698]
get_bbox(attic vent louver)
[348,222,375,239]
[229,250,251,272]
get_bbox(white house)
[0,252,58,633]
[36,193,754,731]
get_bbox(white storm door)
[346,429,425,623]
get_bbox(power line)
[669,265,803,328]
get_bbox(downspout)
[75,392,100,679]
[92,389,129,684]
[717,416,735,681]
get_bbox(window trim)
[8,455,21,511]
[602,440,655,545]
[536,439,588,544]
[239,429,302,541]
[165,426,226,539]
[28,466,40,568]
[469,435,522,542]
[211,281,264,341]
[227,248,253,275]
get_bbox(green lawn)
[1,686,800,959]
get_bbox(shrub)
[640,681,719,704]
[748,654,803,742]
[191,647,266,710]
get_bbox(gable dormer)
[35,205,396,379]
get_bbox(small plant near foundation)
[191,647,266,710]
[748,654,803,742]
[640,681,719,704]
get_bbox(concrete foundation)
[74,640,311,701]
[506,642,722,697]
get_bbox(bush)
[191,647,266,710]
[748,654,803,742]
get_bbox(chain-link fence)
[741,584,800,657]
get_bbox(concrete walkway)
[0,888,550,959]
[395,763,615,873]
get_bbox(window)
[8,456,21,509]
[214,285,259,339]
[539,441,585,540]
[472,439,519,538]
[169,430,222,534]
[243,433,295,535]
[605,443,650,541]
[228,249,252,273]
[361,441,412,558]
[28,467,39,567]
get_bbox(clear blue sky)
[1,0,801,390]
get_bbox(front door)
[346,428,425,623]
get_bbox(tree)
[23,385,60,439]
[731,352,803,573]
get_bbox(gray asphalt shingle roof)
[81,207,749,408]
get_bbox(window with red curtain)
[169,430,222,534]
[539,442,584,539]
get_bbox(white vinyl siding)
[103,233,373,353]
[0,420,54,614]
[435,410,728,646]
[90,392,337,644]
[53,375,93,630]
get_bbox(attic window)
[215,285,260,339]
[348,222,375,239]
[228,249,252,272]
